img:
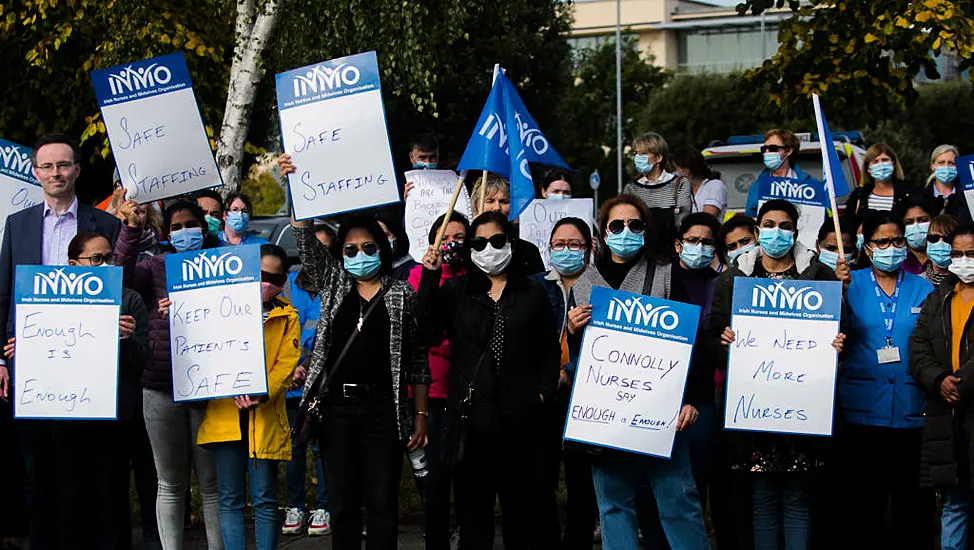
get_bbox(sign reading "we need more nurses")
[564,286,700,458]
[166,245,267,402]
[724,278,842,437]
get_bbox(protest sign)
[519,198,594,271]
[404,169,471,262]
[276,51,399,220]
[754,174,830,251]
[14,265,122,419]
[166,245,267,402]
[91,52,222,204]
[724,278,841,436]
[958,154,974,223]
[564,286,700,458]
[0,139,44,242]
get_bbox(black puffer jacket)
[910,275,974,488]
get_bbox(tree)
[736,0,974,125]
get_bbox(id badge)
[877,346,901,364]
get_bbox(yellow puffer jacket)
[197,298,301,460]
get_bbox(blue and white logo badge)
[588,287,700,343]
[275,51,382,110]
[292,63,362,98]
[91,52,193,107]
[732,278,841,321]
[15,265,122,305]
[0,138,39,184]
[106,63,173,96]
[606,296,680,330]
[165,245,260,292]
[756,175,829,208]
[750,282,823,311]
[180,251,245,282]
[33,269,104,296]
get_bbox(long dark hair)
[672,147,718,181]
[859,210,906,270]
[333,214,393,276]
[428,211,470,244]
[68,232,110,261]
[373,209,410,260]
[678,212,723,260]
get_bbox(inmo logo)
[606,297,679,330]
[181,252,244,281]
[33,270,104,296]
[751,283,823,311]
[769,179,816,200]
[0,145,32,177]
[108,63,173,96]
[293,63,361,97]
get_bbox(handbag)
[442,312,498,468]
[292,287,388,443]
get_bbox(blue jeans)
[212,441,279,550]
[591,434,709,550]
[285,399,328,510]
[752,473,809,550]
[943,485,971,550]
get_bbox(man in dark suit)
[0,133,121,549]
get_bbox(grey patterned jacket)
[294,225,430,440]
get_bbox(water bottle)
[407,448,429,478]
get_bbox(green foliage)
[735,0,974,125]
[240,170,286,215]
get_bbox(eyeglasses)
[34,161,76,173]
[950,250,974,259]
[870,236,907,249]
[607,219,646,235]
[927,233,951,244]
[260,270,288,287]
[681,236,715,247]
[77,253,116,266]
[469,234,509,252]
[550,241,585,252]
[760,144,784,154]
[229,208,251,215]
[725,237,753,251]
[343,243,379,258]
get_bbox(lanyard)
[870,270,903,346]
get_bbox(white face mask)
[949,257,974,283]
[470,242,513,275]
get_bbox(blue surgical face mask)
[170,227,204,252]
[550,249,586,276]
[413,161,437,170]
[727,242,756,264]
[680,243,715,270]
[818,249,852,271]
[226,211,250,233]
[869,245,908,273]
[605,228,644,259]
[634,154,653,175]
[547,193,570,200]
[343,251,381,279]
[758,227,795,259]
[905,222,930,250]
[856,233,865,251]
[935,166,958,184]
[763,152,784,171]
[869,161,895,182]
[928,240,952,268]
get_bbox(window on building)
[677,26,779,73]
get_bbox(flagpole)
[433,175,467,251]
[812,93,845,259]
[478,170,488,215]
[615,0,623,196]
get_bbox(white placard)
[754,174,830,251]
[166,245,267,402]
[519,198,594,270]
[564,286,700,458]
[14,266,122,419]
[404,169,471,261]
[90,52,223,203]
[724,278,842,436]
[276,51,399,220]
[0,138,44,243]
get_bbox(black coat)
[918,184,973,225]
[841,183,912,230]
[417,266,559,432]
[119,287,149,423]
[910,276,974,488]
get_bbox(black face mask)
[440,240,464,268]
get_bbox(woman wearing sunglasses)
[842,143,911,230]
[709,199,847,550]
[894,196,938,276]
[912,224,974,550]
[834,210,935,549]
[744,129,815,217]
[289,212,431,550]
[470,173,546,276]
[418,211,559,549]
[923,214,959,286]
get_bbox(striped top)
[623,171,693,230]
[867,193,895,212]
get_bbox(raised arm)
[292,223,343,295]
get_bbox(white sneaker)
[308,509,331,536]
[281,507,304,535]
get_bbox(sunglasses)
[343,243,379,258]
[260,270,288,287]
[607,219,646,235]
[870,236,907,249]
[927,233,951,244]
[760,144,784,154]
[468,234,509,252]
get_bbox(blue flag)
[812,94,851,198]
[458,68,572,220]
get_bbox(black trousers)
[0,400,26,539]
[317,395,402,550]
[456,417,549,550]
[837,423,934,550]
[561,448,599,550]
[19,420,130,550]
[424,397,455,550]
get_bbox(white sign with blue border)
[0,138,44,243]
[14,265,122,420]
[520,198,594,271]
[755,174,830,251]
[276,51,399,220]
[724,278,841,436]
[957,154,974,223]
[91,52,222,204]
[165,245,267,402]
[563,286,700,458]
